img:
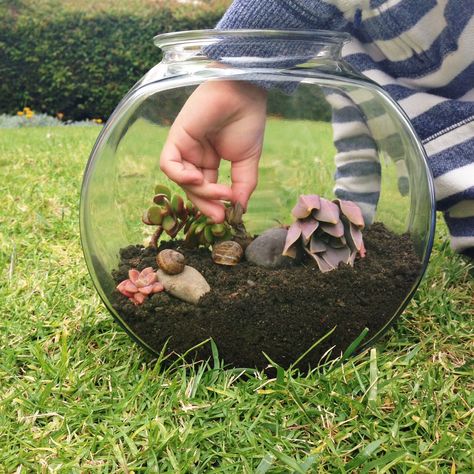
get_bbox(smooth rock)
[157,265,210,305]
[245,227,296,268]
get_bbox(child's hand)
[160,80,267,223]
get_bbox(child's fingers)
[184,190,227,223]
[160,141,203,185]
[184,181,233,201]
[230,158,259,210]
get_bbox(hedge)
[0,9,223,120]
[0,5,330,121]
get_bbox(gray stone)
[157,265,210,305]
[245,227,296,269]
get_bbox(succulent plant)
[143,184,247,248]
[183,213,233,248]
[282,194,366,272]
[116,267,164,305]
[142,184,191,247]
[224,202,253,249]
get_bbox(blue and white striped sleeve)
[334,0,474,256]
[214,0,474,257]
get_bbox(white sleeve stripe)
[332,121,370,141]
[450,236,474,252]
[447,201,474,219]
[343,38,386,62]
[335,149,379,165]
[459,89,474,101]
[362,68,398,86]
[398,93,447,119]
[390,16,474,88]
[434,162,474,200]
[334,176,381,193]
[424,120,474,156]
[324,93,357,109]
[346,16,474,90]
[371,2,447,62]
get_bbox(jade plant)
[117,267,164,305]
[283,194,366,272]
[142,184,250,248]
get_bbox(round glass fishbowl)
[80,30,435,370]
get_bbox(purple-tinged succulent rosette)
[283,194,366,272]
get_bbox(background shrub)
[0,0,330,121]
[0,1,225,120]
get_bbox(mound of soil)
[111,223,421,370]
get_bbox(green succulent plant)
[142,185,239,248]
[283,194,366,272]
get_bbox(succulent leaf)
[322,246,351,268]
[195,221,207,234]
[147,206,163,225]
[309,235,326,253]
[312,198,340,224]
[152,282,165,293]
[138,285,154,295]
[299,218,319,242]
[137,268,156,287]
[162,215,177,232]
[133,292,146,305]
[282,222,302,257]
[153,193,170,206]
[329,235,347,248]
[128,269,140,284]
[359,240,367,258]
[292,194,321,219]
[307,250,335,273]
[345,222,364,252]
[335,199,365,228]
[171,194,185,218]
[204,225,215,245]
[142,211,153,226]
[226,202,244,226]
[211,223,226,237]
[168,222,182,238]
[154,184,171,199]
[124,280,138,293]
[320,220,344,238]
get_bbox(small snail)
[156,249,185,274]
[212,240,243,266]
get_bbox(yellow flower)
[17,111,24,116]
[93,118,103,124]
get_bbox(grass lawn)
[0,126,472,472]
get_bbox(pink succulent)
[283,195,366,273]
[116,267,164,305]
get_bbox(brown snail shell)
[212,240,243,266]
[156,249,185,274]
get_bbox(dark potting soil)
[111,223,421,370]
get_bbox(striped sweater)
[215,0,474,256]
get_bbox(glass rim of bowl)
[154,28,352,49]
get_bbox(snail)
[156,249,186,274]
[212,240,243,266]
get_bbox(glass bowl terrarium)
[80,30,435,370]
